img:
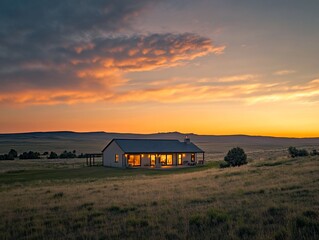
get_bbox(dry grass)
[0,155,319,239]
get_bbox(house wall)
[102,141,125,167]
[102,143,202,168]
[181,153,197,164]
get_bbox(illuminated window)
[127,155,141,166]
[167,155,173,165]
[159,154,173,165]
[150,155,156,166]
[178,154,182,165]
[191,153,195,162]
[160,155,166,165]
[115,154,119,163]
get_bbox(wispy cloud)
[105,75,319,105]
[273,69,296,76]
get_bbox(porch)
[124,152,205,168]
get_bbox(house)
[102,137,205,168]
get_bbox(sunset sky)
[1,0,319,137]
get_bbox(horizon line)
[0,130,319,139]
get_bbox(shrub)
[288,146,309,158]
[0,149,18,160]
[0,154,14,160]
[189,215,203,229]
[19,151,40,159]
[224,147,247,167]
[207,209,229,225]
[237,226,256,239]
[292,215,319,239]
[310,149,319,156]
[219,161,230,168]
[8,149,18,158]
[59,150,76,159]
[48,152,58,159]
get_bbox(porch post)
[203,152,205,164]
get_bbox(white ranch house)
[102,138,205,168]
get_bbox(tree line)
[0,149,89,160]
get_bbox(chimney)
[184,136,190,144]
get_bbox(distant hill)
[0,131,319,154]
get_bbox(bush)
[207,209,229,225]
[0,149,18,160]
[224,147,247,167]
[219,161,230,168]
[310,149,319,156]
[0,154,14,160]
[19,151,41,159]
[48,152,58,159]
[59,150,76,159]
[8,149,18,158]
[288,147,309,158]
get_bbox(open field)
[1,131,319,154]
[1,154,319,239]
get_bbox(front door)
[150,154,156,166]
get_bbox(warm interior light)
[183,154,186,157]
[141,154,144,157]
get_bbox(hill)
[0,131,319,155]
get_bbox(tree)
[59,150,76,159]
[48,152,58,159]
[224,147,247,167]
[19,151,40,159]
[8,149,18,158]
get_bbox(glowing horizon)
[1,1,319,138]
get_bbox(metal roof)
[102,139,204,153]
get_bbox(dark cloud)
[0,0,221,104]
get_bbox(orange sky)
[1,1,319,137]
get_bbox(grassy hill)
[0,155,318,239]
[1,131,319,155]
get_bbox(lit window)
[191,154,195,162]
[178,154,182,165]
[127,155,141,166]
[115,154,119,163]
[160,155,166,165]
[150,155,156,166]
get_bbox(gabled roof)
[102,139,204,153]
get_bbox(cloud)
[273,70,296,76]
[105,75,319,105]
[0,33,221,96]
[0,1,224,105]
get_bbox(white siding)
[181,153,197,165]
[103,141,125,168]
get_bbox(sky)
[1,0,319,137]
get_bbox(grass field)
[1,155,319,239]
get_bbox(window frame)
[191,153,195,162]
